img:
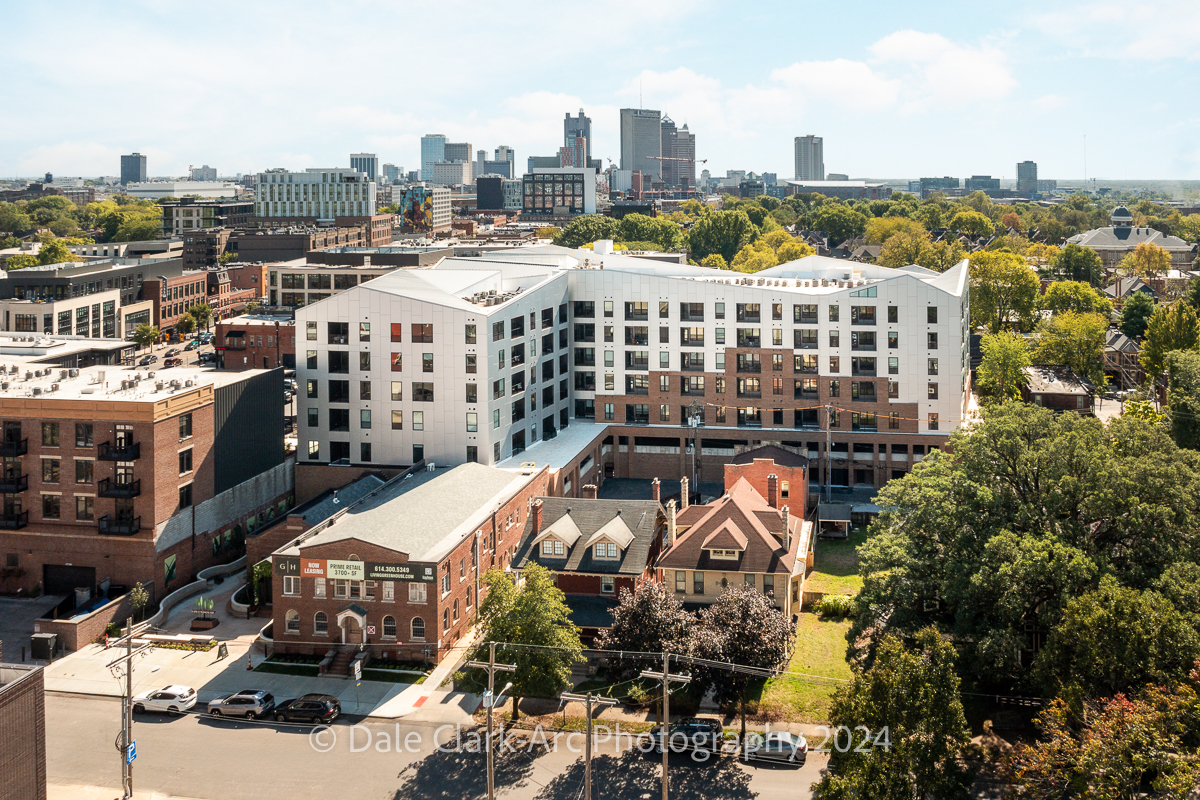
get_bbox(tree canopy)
[1118,290,1156,339]
[688,209,758,264]
[1048,243,1104,286]
[969,251,1040,333]
[975,332,1030,402]
[1039,281,1113,317]
[1032,311,1109,389]
[1140,301,1200,384]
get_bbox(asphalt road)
[47,693,827,799]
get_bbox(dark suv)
[650,717,724,756]
[273,694,341,724]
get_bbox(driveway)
[0,595,64,662]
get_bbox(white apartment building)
[427,161,472,187]
[295,249,970,490]
[254,168,376,221]
[794,135,824,181]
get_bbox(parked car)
[138,354,158,366]
[163,357,183,368]
[648,717,724,756]
[741,732,807,766]
[273,694,341,724]
[132,685,197,714]
[207,689,276,719]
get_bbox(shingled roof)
[658,478,805,575]
[513,497,663,576]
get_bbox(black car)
[650,717,724,755]
[138,354,158,366]
[273,693,341,724]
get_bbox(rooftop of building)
[497,420,610,473]
[729,444,810,469]
[1067,225,1194,251]
[216,314,296,328]
[512,496,662,576]
[1023,365,1093,396]
[279,463,538,564]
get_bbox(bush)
[816,595,856,618]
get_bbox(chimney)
[582,484,598,499]
[532,499,544,536]
[781,505,790,552]
[680,476,689,510]
[651,477,661,502]
[767,474,779,509]
[665,500,677,548]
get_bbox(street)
[47,693,826,799]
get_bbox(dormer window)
[709,549,741,560]
[594,542,619,559]
[541,539,565,556]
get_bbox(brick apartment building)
[0,362,290,610]
[0,664,46,800]
[269,463,549,666]
[215,315,296,370]
[144,271,255,338]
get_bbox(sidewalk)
[50,785,208,800]
[43,578,477,722]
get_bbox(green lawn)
[804,527,869,596]
[752,612,854,723]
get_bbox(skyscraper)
[620,108,662,181]
[444,142,472,163]
[658,117,696,190]
[120,152,147,184]
[350,153,378,182]
[659,116,677,187]
[420,134,447,181]
[382,164,402,184]
[1016,160,1038,196]
[564,110,591,167]
[494,145,515,166]
[793,136,824,181]
[559,137,587,168]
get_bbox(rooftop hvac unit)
[32,387,41,396]
[80,387,94,394]
[68,368,78,378]
[97,371,105,384]
[24,372,31,381]
[147,372,155,379]
[7,366,15,374]
[156,382,164,391]
[184,380,194,387]
[49,383,59,392]
[0,383,7,391]
[59,370,68,380]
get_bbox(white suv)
[132,685,197,714]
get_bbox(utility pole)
[560,691,617,800]
[686,400,703,490]
[107,616,151,799]
[467,642,515,800]
[641,652,692,800]
[824,403,834,503]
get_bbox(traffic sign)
[351,660,362,680]
[366,625,376,635]
[126,741,137,764]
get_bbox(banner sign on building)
[325,560,365,580]
[365,562,437,583]
[275,555,435,584]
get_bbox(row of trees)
[0,194,163,244]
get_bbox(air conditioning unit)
[49,383,59,392]
[32,387,42,396]
[68,368,78,378]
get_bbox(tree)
[1118,241,1172,284]
[923,238,968,272]
[1033,312,1109,390]
[1049,243,1104,286]
[129,583,149,623]
[947,209,995,238]
[969,251,1040,333]
[37,239,77,266]
[878,231,933,269]
[700,253,727,270]
[1186,274,1200,312]
[1033,578,1200,697]
[553,215,621,248]
[1039,281,1113,317]
[48,218,78,237]
[812,629,974,800]
[975,333,1030,402]
[595,582,696,678]
[852,403,1200,692]
[730,242,779,273]
[810,203,868,245]
[776,241,814,263]
[1001,211,1023,232]
[175,315,195,337]
[217,250,237,265]
[691,585,793,739]
[465,565,582,722]
[619,213,684,250]
[1025,242,1060,270]
[1140,301,1200,386]
[688,209,757,264]
[864,216,926,244]
[1006,683,1200,800]
[1118,290,1155,339]
[189,302,213,331]
[1166,350,1200,450]
[132,324,160,351]
[4,254,38,271]
[535,226,561,241]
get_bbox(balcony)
[0,438,28,457]
[0,474,28,493]
[98,515,141,536]
[98,477,141,498]
[99,441,141,461]
[0,510,28,529]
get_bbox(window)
[314,612,328,635]
[890,412,900,429]
[42,459,59,483]
[928,332,938,349]
[178,449,193,474]
[409,582,427,603]
[927,306,938,324]
[412,617,426,640]
[412,411,424,431]
[179,484,192,509]
[453,599,459,621]
[595,542,618,559]
[308,441,319,460]
[285,610,299,634]
[659,404,670,421]
[601,576,615,593]
[383,615,397,639]
[76,495,94,521]
[283,576,300,596]
[830,356,840,372]
[75,423,93,448]
[851,306,876,325]
[359,352,371,371]
[75,459,93,484]
[889,380,900,398]
[360,409,372,429]
[307,380,319,398]
[42,494,60,519]
[675,571,686,593]
[327,321,348,344]
[42,422,58,447]
[929,413,939,430]
[829,330,840,348]
[412,323,433,343]
[715,328,725,345]
[693,571,705,594]
[467,412,478,432]
[306,321,317,341]
[830,380,841,398]
[334,579,348,599]
[888,306,899,324]
[888,357,899,374]
[928,358,939,375]
[412,383,434,402]
[928,382,939,399]
[888,331,899,349]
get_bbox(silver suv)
[207,689,276,719]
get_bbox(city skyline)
[3,0,1200,181]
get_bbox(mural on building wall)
[395,188,434,232]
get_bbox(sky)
[4,0,1200,182]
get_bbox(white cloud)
[770,59,902,108]
[866,29,1016,110]
[1033,94,1068,110]
[1032,1,1200,60]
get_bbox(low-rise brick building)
[269,462,549,667]
[0,664,46,800]
[216,315,296,370]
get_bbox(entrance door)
[341,617,363,644]
[2,421,21,445]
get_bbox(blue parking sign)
[127,741,136,764]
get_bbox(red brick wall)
[34,591,135,651]
[723,457,808,511]
[0,667,47,800]
[216,321,295,371]
[554,572,634,597]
